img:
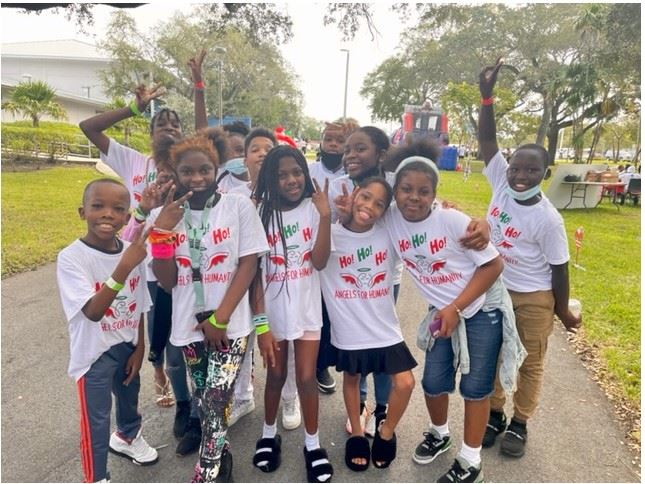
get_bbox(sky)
[1,2,415,131]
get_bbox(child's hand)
[195,315,229,352]
[187,48,207,83]
[121,226,152,270]
[436,306,460,338]
[312,178,331,219]
[133,83,166,113]
[154,185,193,231]
[139,178,174,215]
[257,331,279,368]
[479,57,504,99]
[123,344,144,385]
[560,310,582,334]
[334,182,356,224]
[460,218,490,251]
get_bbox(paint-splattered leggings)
[182,337,248,482]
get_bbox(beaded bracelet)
[148,228,177,245]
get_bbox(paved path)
[1,264,639,482]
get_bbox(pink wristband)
[151,242,175,259]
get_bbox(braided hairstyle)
[253,145,315,297]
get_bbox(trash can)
[438,146,458,170]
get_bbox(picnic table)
[560,181,625,210]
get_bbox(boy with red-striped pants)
[57,179,158,482]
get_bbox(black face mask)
[320,150,344,171]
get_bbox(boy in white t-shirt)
[478,59,582,458]
[79,85,202,455]
[57,179,157,483]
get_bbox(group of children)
[57,55,581,483]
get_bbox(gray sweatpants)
[76,342,142,482]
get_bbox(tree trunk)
[536,96,551,146]
[546,125,559,166]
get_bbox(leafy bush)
[1,121,150,159]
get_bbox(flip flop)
[155,378,175,408]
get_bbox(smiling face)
[507,148,546,194]
[321,128,346,155]
[151,110,182,147]
[277,156,306,206]
[343,131,382,179]
[246,136,275,183]
[347,181,389,232]
[80,181,130,249]
[394,170,436,222]
[176,150,216,194]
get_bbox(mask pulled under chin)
[222,157,248,176]
[505,184,541,201]
[320,151,343,170]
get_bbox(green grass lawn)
[1,164,641,407]
[1,166,106,276]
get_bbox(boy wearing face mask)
[478,59,581,460]
[308,119,359,186]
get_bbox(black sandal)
[253,435,281,473]
[345,435,370,472]
[371,414,397,469]
[303,446,334,483]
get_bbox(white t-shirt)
[228,182,253,198]
[57,239,151,381]
[483,151,569,292]
[217,169,248,194]
[308,161,345,187]
[148,194,269,346]
[320,222,403,350]
[100,138,156,207]
[384,205,499,318]
[260,198,325,340]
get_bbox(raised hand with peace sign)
[153,185,193,231]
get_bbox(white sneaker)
[109,428,158,466]
[281,396,301,430]
[228,398,255,427]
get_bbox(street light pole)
[214,46,227,126]
[341,49,350,120]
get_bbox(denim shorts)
[422,308,503,400]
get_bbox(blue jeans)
[359,284,400,407]
[147,281,191,404]
[422,309,503,400]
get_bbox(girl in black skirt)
[319,177,416,472]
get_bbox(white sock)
[458,441,482,468]
[304,430,320,451]
[432,422,450,438]
[262,422,277,439]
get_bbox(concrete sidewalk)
[1,264,640,482]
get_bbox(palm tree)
[1,80,67,127]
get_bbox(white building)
[1,39,110,125]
